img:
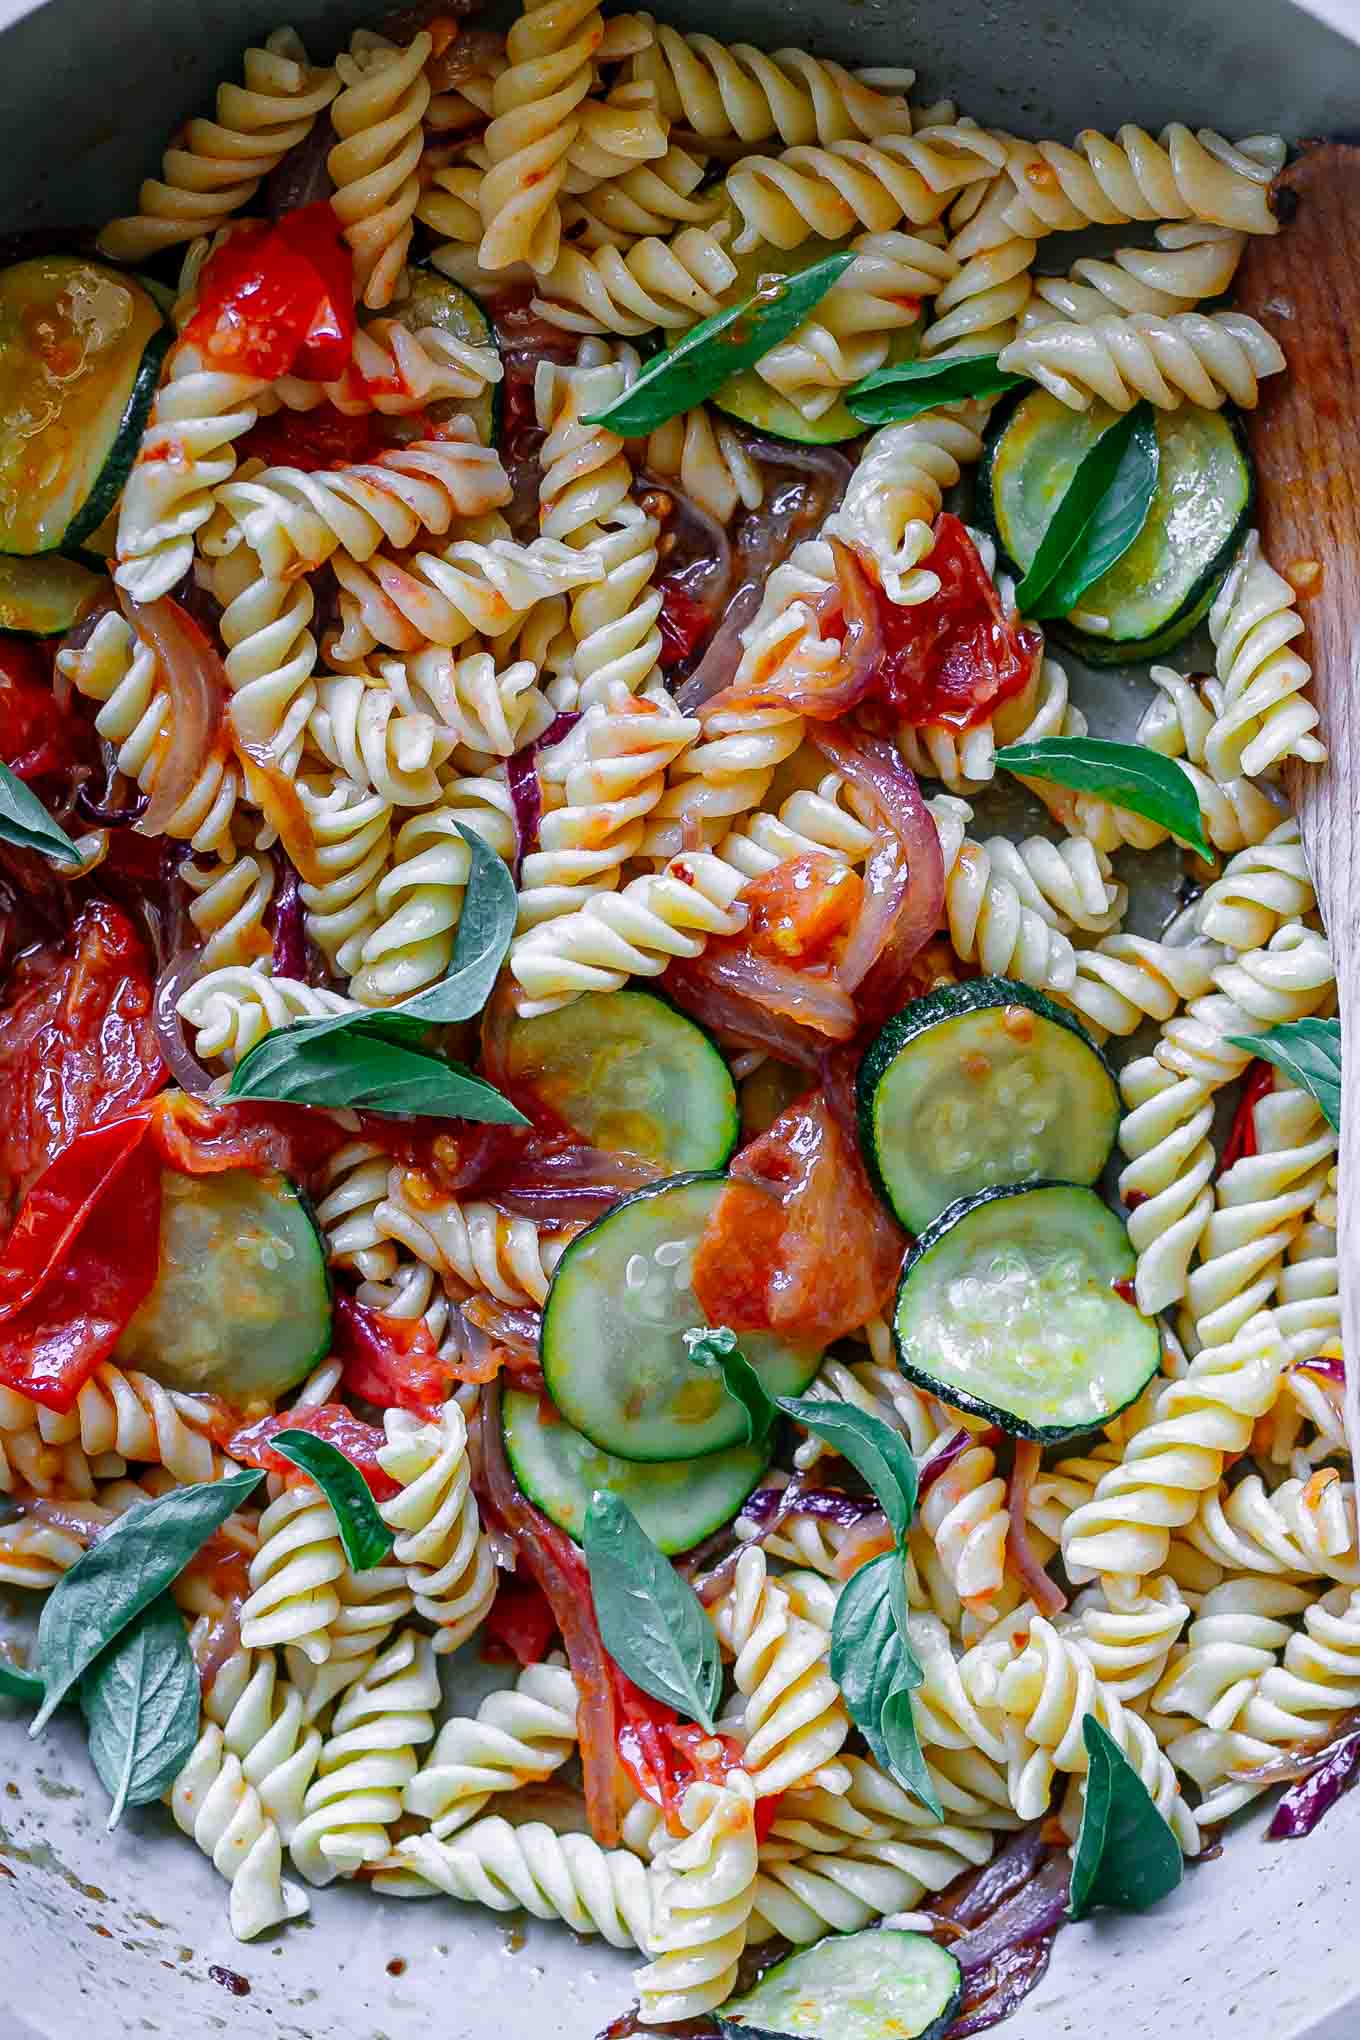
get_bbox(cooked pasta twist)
[643,405,764,525]
[171,1723,311,1940]
[115,341,267,602]
[919,204,1035,357]
[1061,1314,1288,1590]
[897,648,1068,795]
[1066,1578,1190,1702]
[286,1563,415,1722]
[296,773,394,976]
[1000,124,1281,238]
[533,221,739,335]
[1117,1058,1220,1316]
[1135,663,1284,857]
[710,1548,850,1798]
[204,1646,323,1843]
[289,1630,440,1883]
[328,31,431,308]
[1205,531,1327,779]
[920,1444,1009,1613]
[1155,923,1335,1092]
[478,0,600,273]
[1194,818,1314,953]
[56,610,240,854]
[821,404,988,604]
[0,1425,99,1501]
[239,1483,346,1665]
[717,768,875,887]
[181,843,275,973]
[19,1361,235,1486]
[1021,220,1247,328]
[789,1352,953,1474]
[208,546,320,765]
[1231,1585,1360,1754]
[999,308,1284,413]
[330,527,605,660]
[751,1803,994,1945]
[1062,932,1225,1042]
[563,146,723,247]
[404,1660,579,1836]
[636,1772,758,2021]
[305,668,454,807]
[939,814,1079,994]
[178,963,356,1067]
[993,1617,1200,1851]
[537,348,637,545]
[362,642,550,759]
[509,845,748,1015]
[1274,1171,1341,1370]
[724,123,1006,252]
[378,1819,654,1948]
[346,771,515,1003]
[376,1400,498,1649]
[98,30,339,260]
[376,1167,570,1309]
[561,507,669,711]
[1182,1470,1359,1585]
[629,25,913,146]
[1151,1578,1313,1728]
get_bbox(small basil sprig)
[229,825,526,1123]
[995,736,1209,859]
[1069,1714,1184,1918]
[271,1431,395,1571]
[80,1593,200,1829]
[1228,1017,1340,1132]
[1014,402,1159,620]
[685,1327,776,1450]
[29,1470,263,1734]
[584,1490,721,1733]
[845,351,1029,427]
[0,759,82,865]
[584,253,855,437]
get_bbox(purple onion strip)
[950,1853,1071,1971]
[738,1484,884,1532]
[1268,1733,1360,1839]
[947,1936,1056,2037]
[271,853,307,980]
[936,1824,1048,1930]
[508,711,580,882]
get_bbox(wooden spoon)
[1235,144,1357,1454]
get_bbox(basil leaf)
[1069,1713,1183,1918]
[271,1431,395,1572]
[829,1552,940,1814]
[584,1490,720,1733]
[80,1593,200,1829]
[1013,405,1144,616]
[0,1656,43,1706]
[584,253,855,437]
[366,825,517,1029]
[1030,403,1159,620]
[230,1028,527,1122]
[685,1326,776,1449]
[0,760,82,866]
[995,736,1209,859]
[845,351,1029,427]
[30,1470,263,1735]
[881,1664,943,1822]
[777,1398,918,1541]
[1227,1018,1341,1132]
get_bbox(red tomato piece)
[871,514,1042,730]
[149,1090,349,1185]
[0,640,88,783]
[0,901,163,1214]
[184,205,356,383]
[334,1292,449,1414]
[482,1571,559,1667]
[228,1401,399,1501]
[1218,1058,1276,1176]
[0,1114,162,1412]
[273,202,356,384]
[238,401,379,474]
[656,580,714,671]
[740,851,863,969]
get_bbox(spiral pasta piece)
[378,1819,654,1947]
[20,1361,235,1486]
[1061,932,1225,1041]
[1133,662,1284,857]
[716,767,875,889]
[287,1563,415,1722]
[896,647,1069,795]
[710,1548,850,1798]
[289,1630,440,1883]
[180,843,275,973]
[404,1660,579,1836]
[1181,1470,1359,1585]
[478,0,600,273]
[178,963,357,1067]
[563,146,724,247]
[1061,1313,1288,1590]
[1021,220,1247,328]
[270,312,504,418]
[376,1166,570,1307]
[1155,923,1335,1092]
[940,820,1079,994]
[327,31,431,308]
[376,1400,498,1649]
[171,1722,311,1939]
[1116,1057,1219,1315]
[208,544,320,765]
[636,1772,758,2021]
[295,773,394,976]
[789,1352,953,1476]
[819,404,988,605]
[331,527,605,660]
[643,405,764,525]
[239,1484,346,1665]
[1194,818,1314,953]
[360,642,550,760]
[629,24,913,147]
[724,124,1007,252]
[1151,1577,1312,1728]
[1233,1585,1360,1753]
[533,221,739,335]
[1205,531,1327,779]
[98,30,339,260]
[999,308,1284,413]
[1000,124,1281,238]
[204,1646,323,1843]
[919,1444,1009,1613]
[1066,1577,1190,1702]
[305,669,454,808]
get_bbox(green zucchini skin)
[893,1180,1160,1443]
[391,264,501,445]
[62,323,171,552]
[0,553,107,635]
[712,318,920,445]
[857,977,1119,1234]
[717,1929,963,2040]
[978,386,1253,664]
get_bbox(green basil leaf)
[1069,1713,1183,1918]
[80,1593,200,1829]
[1013,405,1144,616]
[585,253,855,437]
[881,1664,943,1822]
[685,1326,776,1449]
[271,1431,395,1572]
[29,1470,263,1735]
[777,1398,918,1541]
[230,1028,527,1122]
[366,825,517,1029]
[994,736,1209,859]
[0,1655,43,1706]
[1227,1018,1341,1132]
[845,351,1029,427]
[829,1552,940,1813]
[584,1490,720,1733]
[1029,403,1159,620]
[0,760,82,866]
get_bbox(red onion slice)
[508,710,580,882]
[153,947,216,1097]
[1006,1440,1067,1618]
[1268,1733,1360,1839]
[119,592,227,840]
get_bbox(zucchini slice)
[385,266,499,445]
[117,1168,332,1403]
[503,1388,768,1553]
[0,553,106,636]
[894,1182,1160,1441]
[981,388,1252,664]
[710,229,922,444]
[502,988,739,1174]
[859,978,1119,1233]
[718,1930,963,2040]
[0,256,169,556]
[541,1173,823,1462]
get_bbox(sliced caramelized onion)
[1006,1439,1067,1618]
[119,592,227,840]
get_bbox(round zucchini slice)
[385,266,499,445]
[858,978,1119,1232]
[117,1168,332,1402]
[541,1173,823,1462]
[893,1181,1160,1441]
[501,988,739,1174]
[503,1388,768,1553]
[718,1930,963,2040]
[0,256,169,557]
[0,553,106,636]
[981,387,1252,664]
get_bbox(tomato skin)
[185,204,355,382]
[228,1401,399,1501]
[0,640,87,784]
[1218,1059,1274,1176]
[0,901,164,1214]
[273,202,356,383]
[149,1090,349,1185]
[334,1293,449,1415]
[613,1684,777,1837]
[482,1571,558,1667]
[657,581,713,671]
[238,401,379,473]
[870,514,1042,730]
[741,851,862,969]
